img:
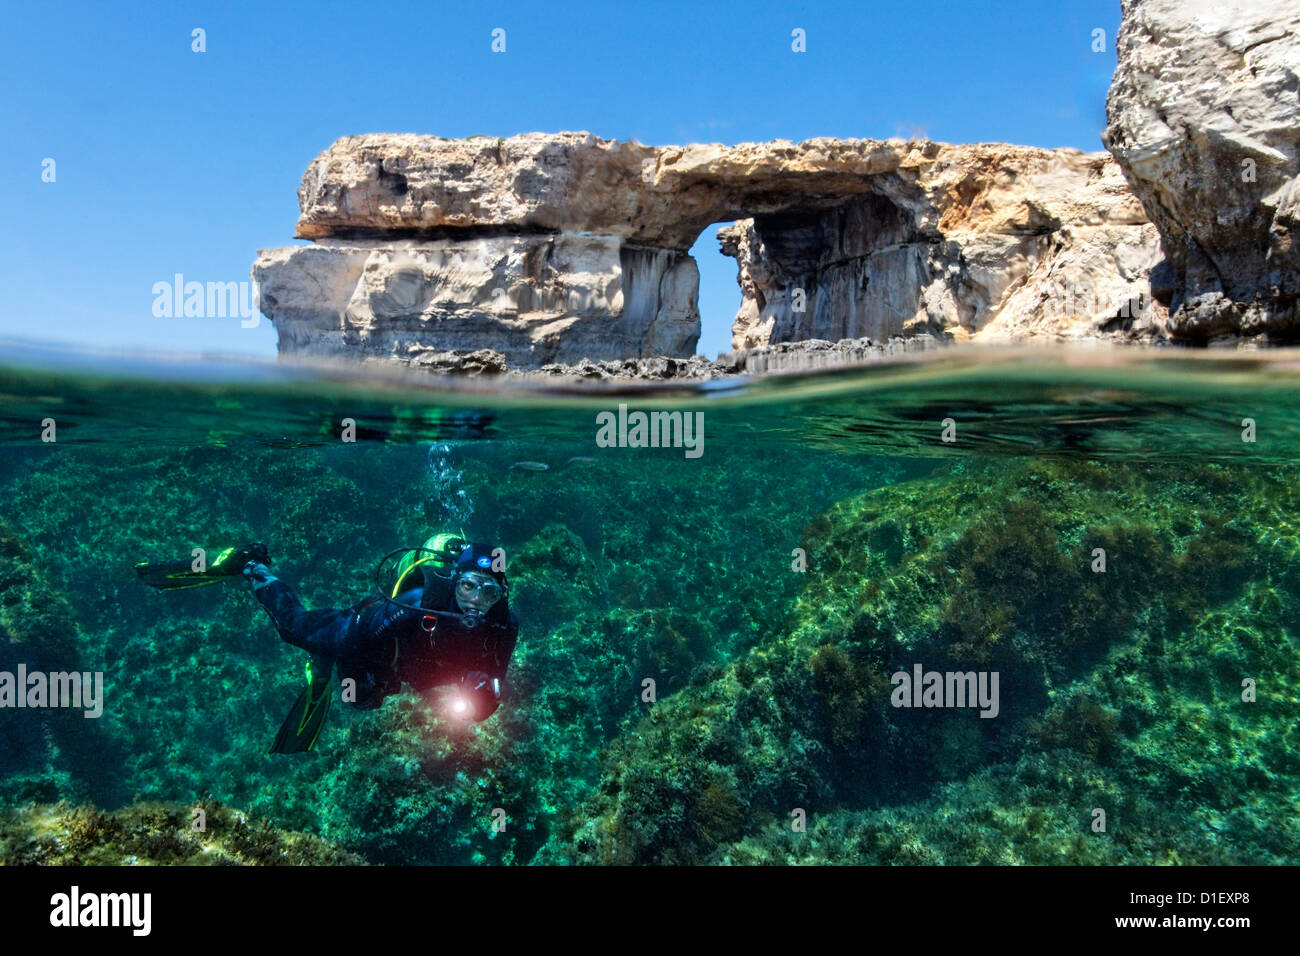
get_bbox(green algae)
[542,458,1300,864]
[0,800,362,865]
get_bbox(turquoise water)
[1,346,1298,864]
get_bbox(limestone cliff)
[718,147,1165,348]
[1102,0,1300,340]
[253,133,1168,368]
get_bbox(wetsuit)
[251,574,518,720]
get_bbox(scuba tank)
[372,532,491,627]
[390,531,468,599]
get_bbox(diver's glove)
[242,561,278,593]
[462,670,501,721]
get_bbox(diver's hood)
[419,540,508,619]
[450,542,507,585]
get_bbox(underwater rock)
[0,800,365,865]
[1103,0,1300,340]
[541,458,1297,865]
[0,525,128,805]
[253,133,1168,368]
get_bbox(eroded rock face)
[723,148,1168,347]
[1102,0,1300,339]
[290,132,922,250]
[254,235,700,366]
[254,132,1169,366]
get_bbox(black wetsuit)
[253,576,518,719]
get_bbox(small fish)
[563,456,598,466]
[510,461,550,471]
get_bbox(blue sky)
[2,0,1120,361]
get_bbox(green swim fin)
[136,544,270,591]
[270,657,334,753]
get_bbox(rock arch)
[253,132,1166,368]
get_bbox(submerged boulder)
[0,800,364,865]
[540,459,1298,864]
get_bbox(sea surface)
[1,343,1297,864]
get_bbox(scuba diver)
[136,534,519,753]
